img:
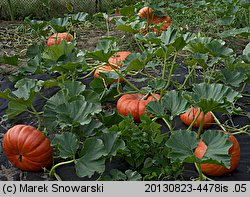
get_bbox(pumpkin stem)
[161,51,178,96]
[194,163,214,181]
[49,159,75,177]
[187,107,202,131]
[211,112,227,132]
[197,111,206,139]
[162,117,173,133]
[18,154,22,162]
[178,63,197,90]
[30,105,42,131]
[141,93,150,100]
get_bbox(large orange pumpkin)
[180,107,214,128]
[47,32,74,46]
[94,64,124,84]
[2,125,53,171]
[108,51,131,68]
[195,131,240,176]
[117,93,160,122]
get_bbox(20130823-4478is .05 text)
[144,183,247,193]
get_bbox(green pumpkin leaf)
[146,90,189,118]
[161,90,189,118]
[160,27,178,45]
[101,169,141,181]
[205,39,234,57]
[85,39,117,62]
[119,5,137,16]
[5,101,28,119]
[219,27,250,38]
[69,12,88,22]
[108,169,127,180]
[24,18,48,31]
[199,130,232,168]
[56,99,102,127]
[102,133,125,156]
[124,53,145,73]
[97,110,123,127]
[116,24,139,34]
[220,67,248,87]
[186,83,242,113]
[184,37,212,54]
[148,78,166,91]
[77,119,103,138]
[52,132,79,159]
[146,101,166,117]
[154,45,175,58]
[172,36,187,51]
[125,170,142,181]
[62,81,86,96]
[165,130,199,163]
[216,15,235,26]
[42,40,75,61]
[243,42,250,63]
[0,78,43,118]
[49,17,69,32]
[44,89,68,130]
[12,78,43,101]
[192,53,208,69]
[0,54,19,66]
[75,138,106,178]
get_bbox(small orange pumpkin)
[195,131,240,176]
[138,7,171,35]
[94,64,124,84]
[138,7,154,20]
[149,16,171,32]
[108,51,131,68]
[47,32,74,46]
[117,93,160,122]
[2,125,53,171]
[180,107,214,128]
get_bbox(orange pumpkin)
[2,125,53,171]
[94,64,124,84]
[180,107,214,128]
[138,7,171,35]
[149,16,171,31]
[138,7,154,20]
[108,51,131,68]
[195,131,240,176]
[117,93,160,122]
[47,32,74,46]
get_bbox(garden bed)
[0,1,250,181]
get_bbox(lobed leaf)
[75,138,106,178]
[52,132,79,159]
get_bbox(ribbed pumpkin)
[94,64,124,84]
[47,32,74,46]
[2,125,53,171]
[148,16,171,32]
[138,6,171,34]
[180,107,214,128]
[117,93,160,122]
[195,131,240,176]
[138,7,154,20]
[108,51,131,68]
